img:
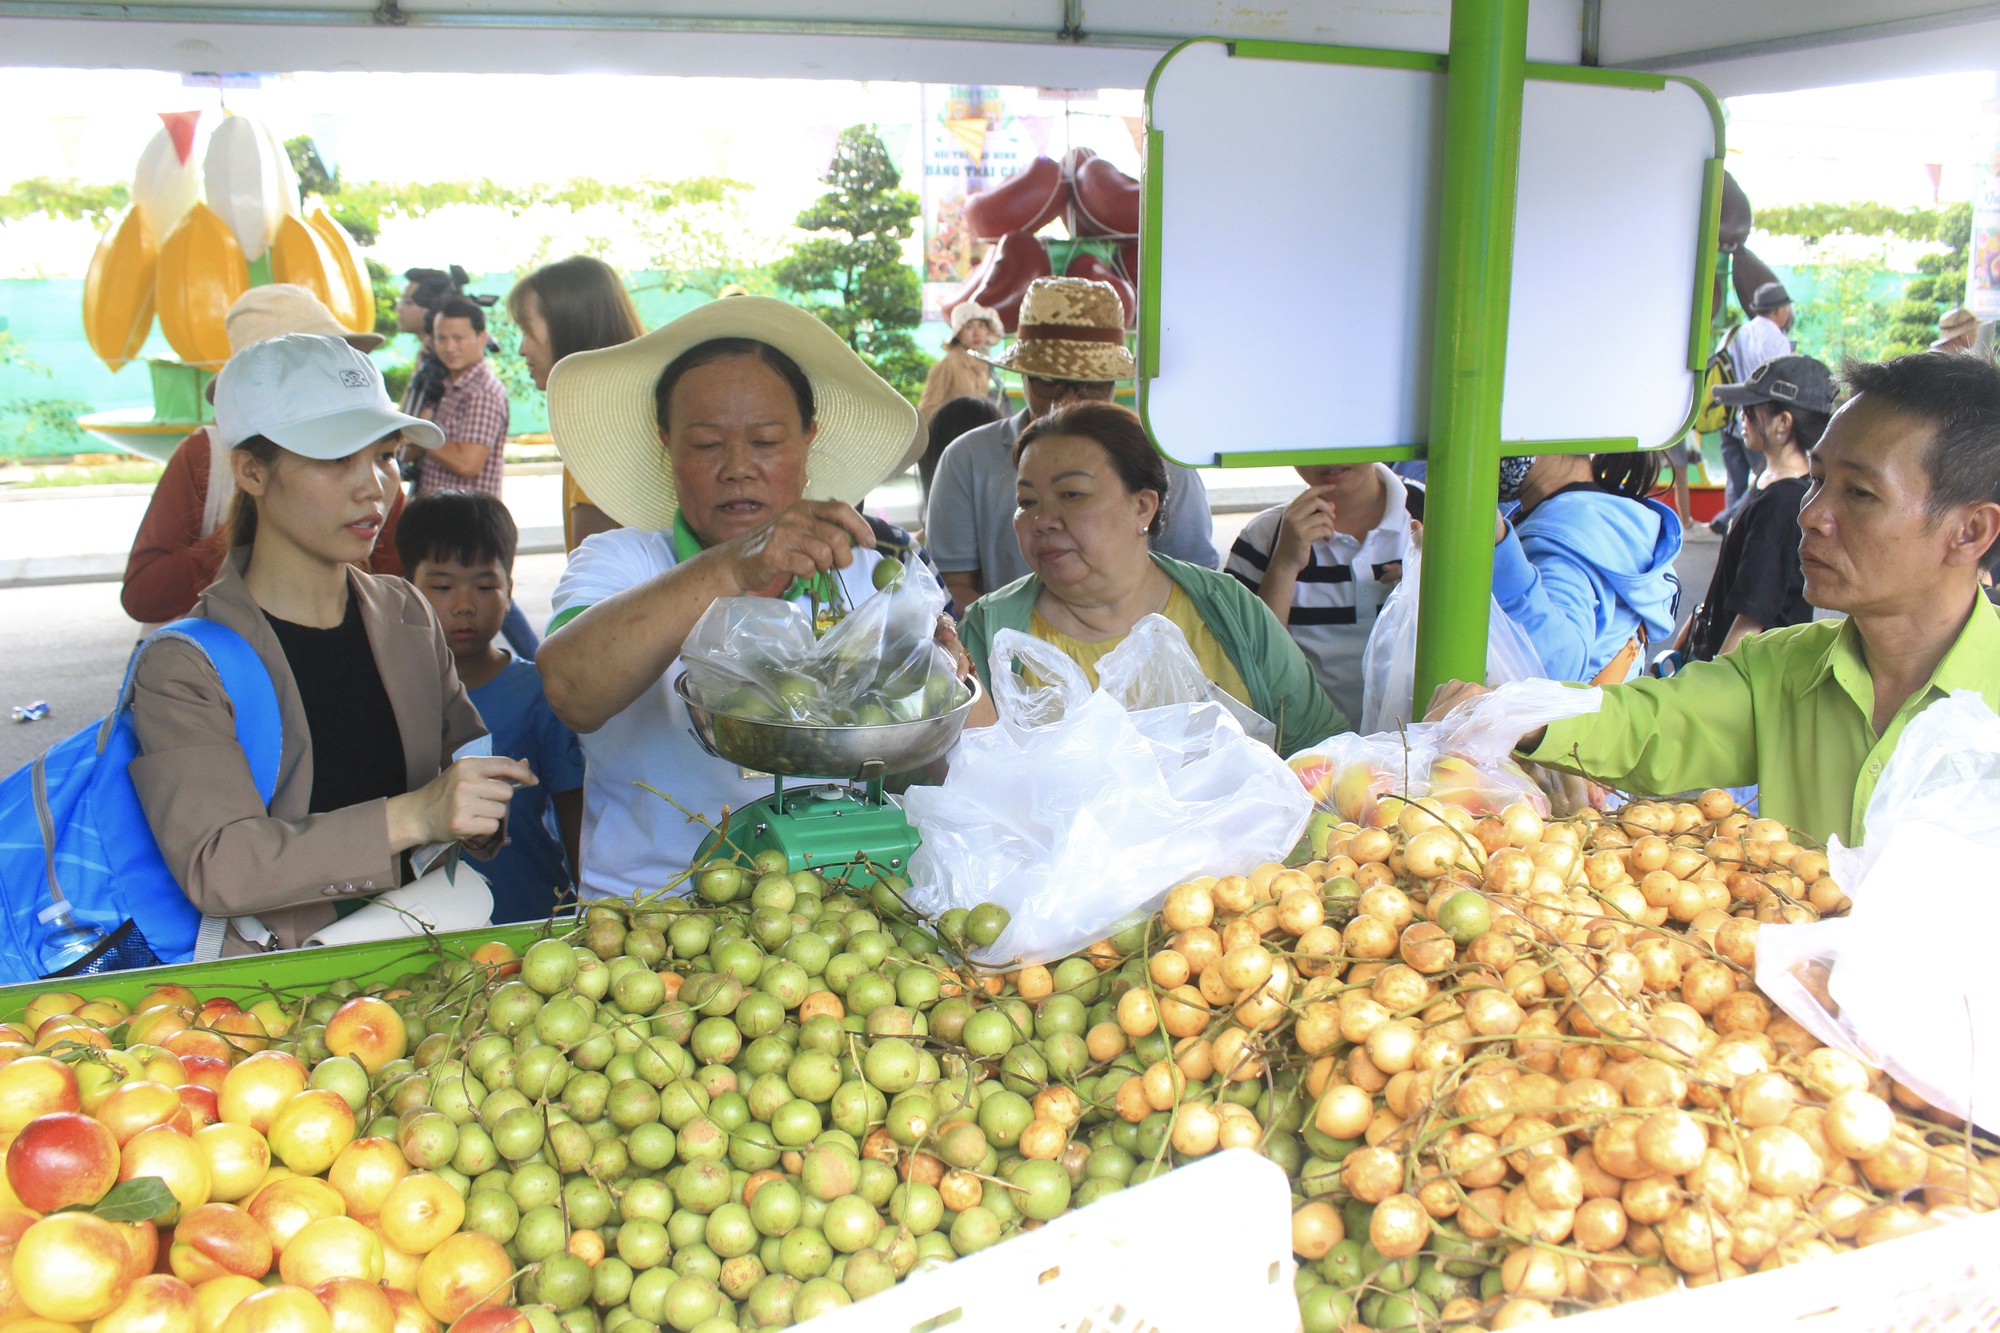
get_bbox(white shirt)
[549,527,885,899]
[1223,464,1419,727]
[1728,315,1793,384]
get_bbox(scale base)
[696,781,920,889]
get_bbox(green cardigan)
[958,554,1348,756]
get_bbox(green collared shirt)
[1525,597,2000,847]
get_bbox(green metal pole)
[1412,0,1531,713]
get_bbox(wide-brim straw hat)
[978,277,1135,381]
[1933,307,1979,348]
[207,284,385,402]
[547,296,918,532]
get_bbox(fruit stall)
[6,1,2000,1331]
[1,767,1994,1333]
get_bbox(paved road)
[0,551,570,778]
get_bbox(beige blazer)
[129,549,490,952]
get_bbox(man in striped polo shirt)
[1225,462,1422,725]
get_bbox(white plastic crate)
[1558,1209,2000,1333]
[799,1148,1300,1333]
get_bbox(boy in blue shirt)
[398,490,583,922]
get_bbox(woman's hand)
[719,500,876,597]
[387,757,536,852]
[934,613,976,681]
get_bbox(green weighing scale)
[674,672,983,889]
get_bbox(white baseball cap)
[214,333,445,458]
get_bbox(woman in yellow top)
[957,402,1344,754]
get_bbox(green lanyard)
[673,510,838,607]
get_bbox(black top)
[264,592,408,814]
[1687,475,1812,662]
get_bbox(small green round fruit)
[965,902,1010,947]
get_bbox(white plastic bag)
[1755,691,2000,1132]
[903,630,1311,968]
[1360,548,1546,735]
[680,558,965,724]
[1096,616,1279,747]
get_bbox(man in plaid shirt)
[415,296,509,498]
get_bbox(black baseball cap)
[1714,354,1837,414]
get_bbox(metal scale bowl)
[675,672,982,887]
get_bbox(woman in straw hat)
[539,297,970,897]
[958,400,1344,756]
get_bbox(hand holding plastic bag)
[1756,692,2000,1132]
[903,628,1310,968]
[1287,679,1602,838]
[1360,548,1546,735]
[1423,679,1605,816]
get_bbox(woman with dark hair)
[536,298,971,895]
[128,334,533,955]
[508,256,648,549]
[1682,356,1835,662]
[1490,445,1684,683]
[956,402,1342,753]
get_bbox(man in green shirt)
[1431,352,2000,847]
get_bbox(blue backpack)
[0,619,281,984]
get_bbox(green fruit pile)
[265,794,1999,1333]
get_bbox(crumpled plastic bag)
[1288,680,1603,843]
[1096,615,1279,747]
[904,629,1310,968]
[1756,691,2000,1132]
[1360,547,1546,734]
[681,557,966,724]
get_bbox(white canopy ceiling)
[1,0,1994,96]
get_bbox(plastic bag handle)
[988,629,1091,728]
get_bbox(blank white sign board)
[1140,41,1718,465]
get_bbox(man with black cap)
[1714,280,1796,534]
[1681,354,1834,662]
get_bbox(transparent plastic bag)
[1287,678,1601,836]
[679,599,821,720]
[903,632,1311,968]
[1359,548,1546,734]
[1755,692,2000,1132]
[1096,615,1278,747]
[680,557,967,724]
[1422,679,1604,816]
[987,630,1093,734]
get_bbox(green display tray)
[0,919,577,1025]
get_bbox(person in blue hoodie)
[1490,451,1683,683]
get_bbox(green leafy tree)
[1887,202,1971,355]
[283,136,338,205]
[1790,247,1897,364]
[772,126,929,403]
[1757,199,1968,362]
[0,178,128,224]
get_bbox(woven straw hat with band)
[978,277,1136,382]
[547,296,918,533]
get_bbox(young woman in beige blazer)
[128,334,535,954]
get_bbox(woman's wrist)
[385,792,428,854]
